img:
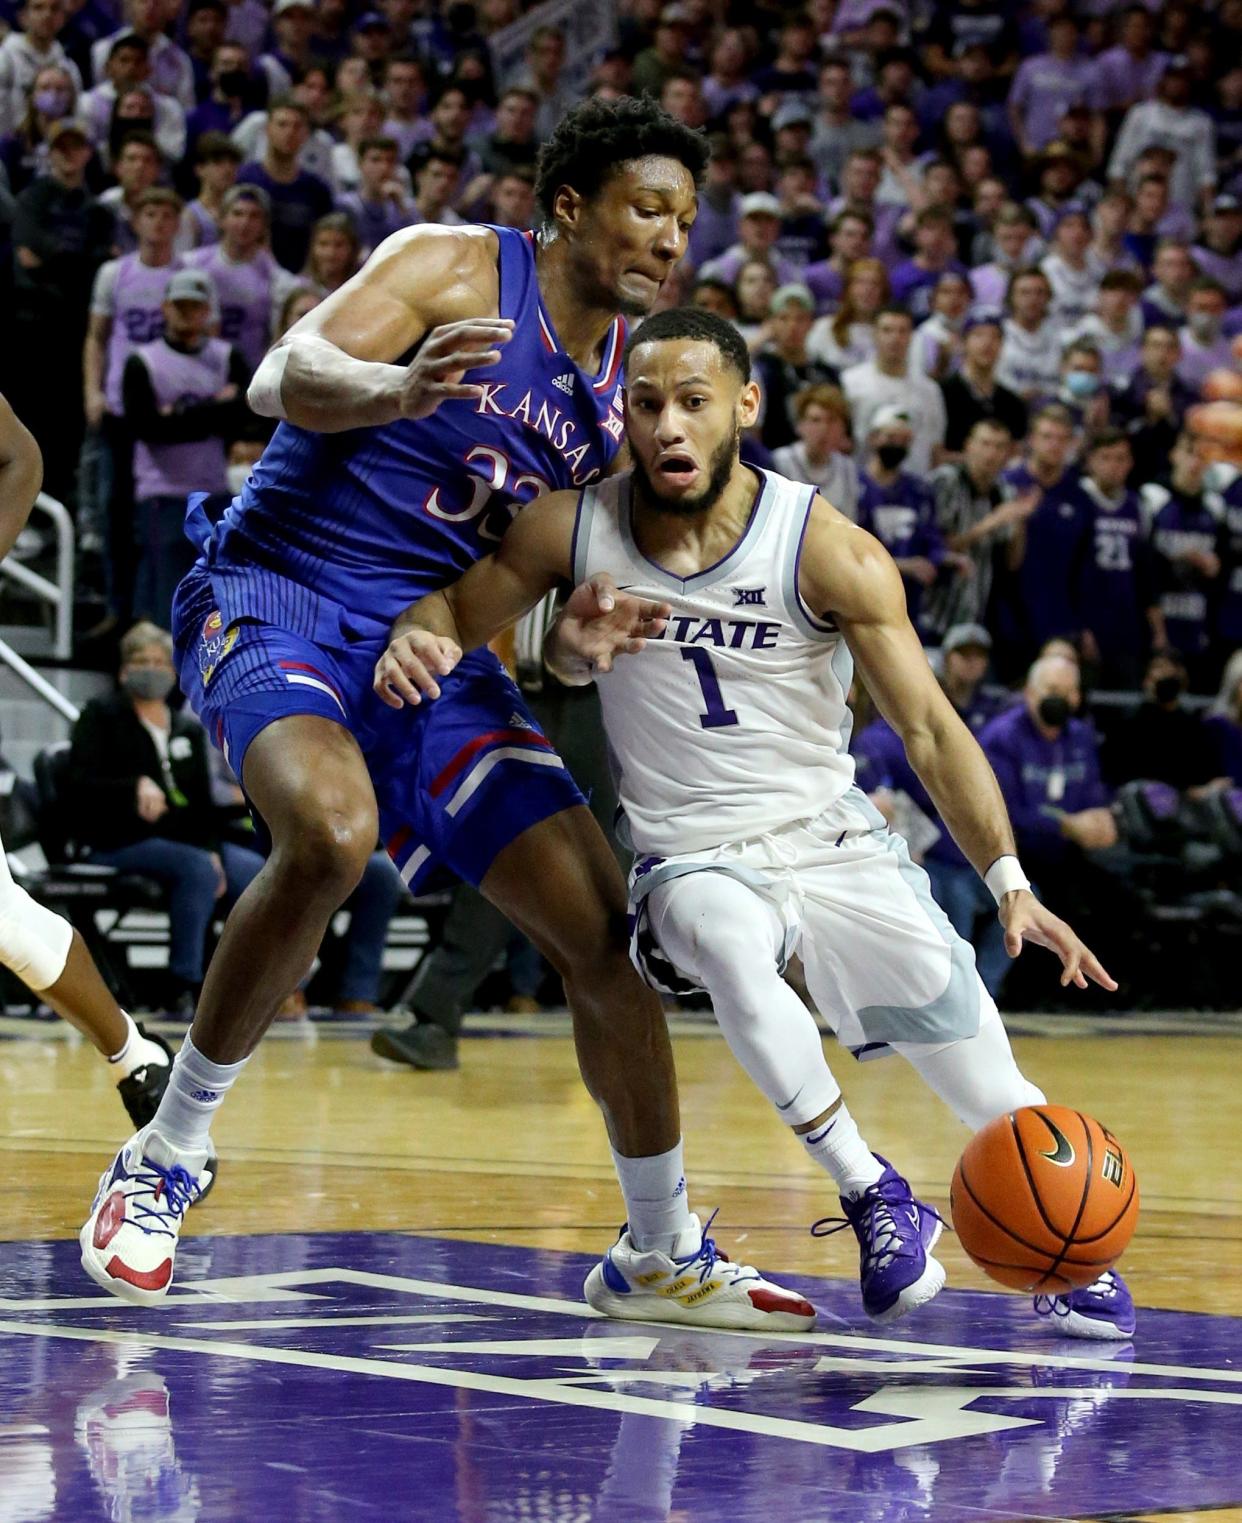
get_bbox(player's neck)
[631,463,759,576]
[534,243,620,372]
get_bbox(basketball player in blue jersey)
[79,98,818,1333]
[373,308,1134,1340]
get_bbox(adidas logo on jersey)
[551,374,575,396]
[508,712,534,730]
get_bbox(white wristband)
[984,855,1031,905]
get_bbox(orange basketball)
[950,1105,1139,1294]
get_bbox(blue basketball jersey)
[189,226,627,643]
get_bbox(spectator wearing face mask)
[1047,339,1111,436]
[1177,278,1234,392]
[1104,651,1225,791]
[980,654,1117,885]
[0,62,82,194]
[0,0,83,138]
[1065,270,1145,388]
[68,621,265,1015]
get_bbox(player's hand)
[553,574,671,677]
[135,776,168,822]
[998,889,1118,991]
[398,318,515,420]
[373,630,462,708]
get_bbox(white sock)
[107,1012,170,1084]
[800,1103,884,1198]
[149,1035,248,1159]
[612,1139,694,1255]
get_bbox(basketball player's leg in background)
[644,870,886,1198]
[478,805,691,1252]
[142,713,378,1160]
[0,846,170,1097]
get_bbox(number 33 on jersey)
[573,469,858,858]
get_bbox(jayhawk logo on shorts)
[198,609,239,685]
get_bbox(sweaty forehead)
[626,340,731,390]
[608,156,698,209]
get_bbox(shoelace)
[126,1161,199,1238]
[1033,1270,1116,1318]
[810,1185,945,1275]
[674,1207,725,1285]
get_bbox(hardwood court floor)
[3,1018,1242,1523]
[3,1020,1239,1315]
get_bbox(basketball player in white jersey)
[0,392,184,1135]
[372,309,1134,1341]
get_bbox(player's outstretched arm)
[249,225,514,434]
[0,392,43,562]
[374,493,579,709]
[800,498,1117,993]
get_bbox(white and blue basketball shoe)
[80,1128,213,1306]
[584,1211,818,1330]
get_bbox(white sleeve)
[89,259,119,317]
[1107,106,1143,186]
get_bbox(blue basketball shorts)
[172,565,585,891]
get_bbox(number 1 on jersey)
[681,647,739,729]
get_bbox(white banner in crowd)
[488,0,620,96]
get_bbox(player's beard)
[631,426,741,519]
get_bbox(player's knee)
[544,906,631,983]
[270,793,377,897]
[0,876,71,990]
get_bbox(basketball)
[950,1106,1139,1294]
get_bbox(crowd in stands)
[1,0,1241,1012]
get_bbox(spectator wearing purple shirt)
[183,40,251,153]
[970,203,1042,309]
[856,404,961,635]
[699,193,803,290]
[236,96,333,273]
[1008,14,1097,158]
[686,139,740,272]
[90,0,196,112]
[824,148,903,265]
[802,208,872,313]
[888,207,967,321]
[1177,279,1235,392]
[1192,195,1242,303]
[980,654,1117,883]
[997,405,1090,670]
[1140,240,1196,329]
[335,135,414,258]
[186,184,294,374]
[1093,5,1168,116]
[751,12,820,100]
[699,28,757,120]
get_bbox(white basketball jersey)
[573,467,857,856]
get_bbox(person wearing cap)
[753,284,837,450]
[188,184,298,372]
[853,620,1011,999]
[351,11,394,87]
[752,11,820,100]
[1024,141,1088,243]
[698,191,802,289]
[940,312,1028,453]
[90,0,196,113]
[121,267,248,624]
[1109,61,1217,215]
[259,0,318,99]
[11,115,112,503]
[0,0,83,138]
[1192,195,1242,304]
[842,304,948,475]
[857,402,966,638]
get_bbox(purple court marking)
[2,1231,1240,1523]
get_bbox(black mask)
[875,443,909,471]
[216,69,250,98]
[1037,694,1071,729]
[1152,674,1183,704]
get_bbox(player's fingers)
[1004,925,1023,958]
[426,320,514,349]
[432,640,462,674]
[430,383,487,402]
[426,348,505,373]
[374,670,416,708]
[621,637,646,655]
[594,652,613,674]
[1081,946,1118,991]
[588,573,618,613]
[395,652,440,699]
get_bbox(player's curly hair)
[623,307,751,384]
[533,95,709,224]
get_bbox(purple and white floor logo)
[1,1232,1239,1522]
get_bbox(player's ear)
[737,379,762,430]
[550,184,583,235]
